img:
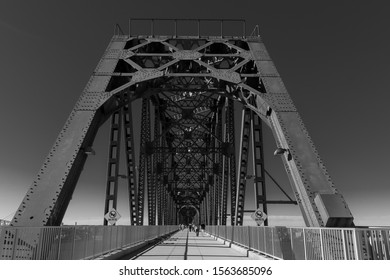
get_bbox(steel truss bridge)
[1,19,388,260]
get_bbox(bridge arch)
[12,35,353,228]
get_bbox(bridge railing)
[114,18,247,38]
[0,225,178,260]
[206,226,390,260]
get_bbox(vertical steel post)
[155,107,162,225]
[303,228,307,260]
[221,100,229,225]
[320,229,325,260]
[122,95,138,225]
[137,98,150,225]
[216,108,223,225]
[209,117,217,225]
[147,140,154,225]
[103,108,123,225]
[342,229,348,260]
[352,229,360,260]
[251,112,268,225]
[221,153,228,225]
[148,106,160,226]
[227,100,237,226]
[235,108,251,225]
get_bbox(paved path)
[131,230,253,260]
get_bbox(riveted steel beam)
[227,99,237,226]
[137,98,150,225]
[234,107,252,225]
[153,106,161,225]
[103,107,123,225]
[250,111,268,226]
[216,107,223,225]
[122,94,138,225]
[221,99,229,225]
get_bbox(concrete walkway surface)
[130,229,259,260]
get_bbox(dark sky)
[0,1,389,226]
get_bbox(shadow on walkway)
[127,230,257,260]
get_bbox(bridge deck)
[129,229,261,260]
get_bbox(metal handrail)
[0,225,178,260]
[3,224,388,260]
[122,18,246,38]
[206,225,390,260]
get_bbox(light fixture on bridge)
[266,107,273,117]
[273,147,292,161]
[84,147,95,155]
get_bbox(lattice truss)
[11,33,354,228]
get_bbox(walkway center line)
[184,230,189,260]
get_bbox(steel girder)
[122,94,138,225]
[216,108,223,225]
[227,99,238,226]
[103,108,123,225]
[153,104,165,225]
[137,98,150,225]
[221,115,229,226]
[155,107,163,225]
[12,32,354,228]
[250,111,268,226]
[235,108,252,225]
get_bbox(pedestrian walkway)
[130,229,257,260]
